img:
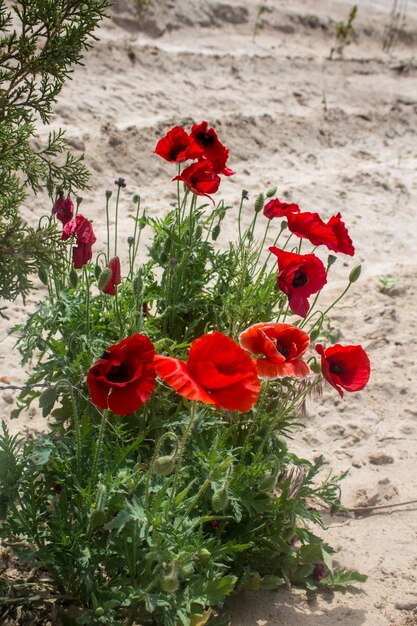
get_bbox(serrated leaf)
[320,570,367,588]
[205,575,237,604]
[259,575,285,590]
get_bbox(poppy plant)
[87,334,156,415]
[287,211,354,256]
[173,161,221,199]
[315,343,370,397]
[239,322,310,379]
[154,126,202,163]
[52,193,74,225]
[263,198,300,220]
[101,256,121,296]
[269,247,327,318]
[154,331,261,412]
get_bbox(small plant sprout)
[329,5,358,60]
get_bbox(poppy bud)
[132,193,140,203]
[76,196,83,207]
[152,455,175,476]
[211,485,229,512]
[199,548,211,560]
[98,267,112,291]
[94,264,101,280]
[95,608,105,617]
[38,267,49,286]
[309,327,320,342]
[280,220,288,231]
[349,263,362,283]
[105,190,112,199]
[163,237,172,255]
[266,185,277,198]
[254,192,265,213]
[161,573,179,593]
[69,268,78,288]
[327,254,337,267]
[310,357,322,374]
[195,224,203,239]
[127,236,135,246]
[212,224,221,241]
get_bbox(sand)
[1,0,417,624]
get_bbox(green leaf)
[205,575,237,605]
[320,570,367,588]
[259,575,285,590]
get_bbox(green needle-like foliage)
[0,0,111,301]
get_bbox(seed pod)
[38,267,49,286]
[211,485,229,513]
[327,254,337,267]
[266,185,277,198]
[105,190,112,199]
[241,189,249,200]
[132,193,140,203]
[69,268,78,288]
[153,455,175,476]
[76,196,83,207]
[212,224,221,241]
[280,220,288,232]
[161,574,179,593]
[349,263,362,283]
[194,224,203,240]
[98,267,112,291]
[254,192,265,213]
[95,608,105,617]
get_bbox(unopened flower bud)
[254,192,265,213]
[266,185,277,198]
[349,263,362,283]
[105,190,112,199]
[161,573,179,593]
[38,266,49,286]
[199,548,211,560]
[309,327,320,342]
[94,264,101,280]
[132,193,140,203]
[310,357,322,374]
[152,455,175,476]
[327,254,337,267]
[163,237,172,255]
[194,224,203,239]
[211,485,229,513]
[76,196,83,207]
[280,220,288,232]
[98,267,112,291]
[69,268,78,288]
[127,236,135,246]
[212,224,221,241]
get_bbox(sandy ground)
[1,0,417,624]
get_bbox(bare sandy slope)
[1,0,417,624]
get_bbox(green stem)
[307,282,352,333]
[91,410,109,487]
[238,194,245,243]
[170,402,198,505]
[105,195,111,262]
[68,384,81,479]
[114,185,121,258]
[83,267,90,339]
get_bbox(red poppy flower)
[173,161,221,199]
[325,213,355,256]
[287,211,354,256]
[315,343,370,398]
[102,256,122,296]
[263,199,300,220]
[87,334,156,415]
[52,193,74,225]
[191,121,234,176]
[154,126,202,163]
[62,215,96,269]
[269,247,327,318]
[154,331,261,412]
[239,322,310,379]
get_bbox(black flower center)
[196,132,215,147]
[169,143,187,160]
[276,342,289,359]
[292,270,308,288]
[329,361,343,375]
[106,363,130,383]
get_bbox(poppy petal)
[154,355,214,405]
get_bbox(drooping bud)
[38,266,49,286]
[309,327,320,343]
[161,573,179,593]
[349,263,362,283]
[97,267,112,291]
[69,268,78,288]
[266,185,277,198]
[211,485,229,512]
[194,224,203,240]
[153,455,175,476]
[212,224,221,241]
[94,264,102,280]
[254,192,265,213]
